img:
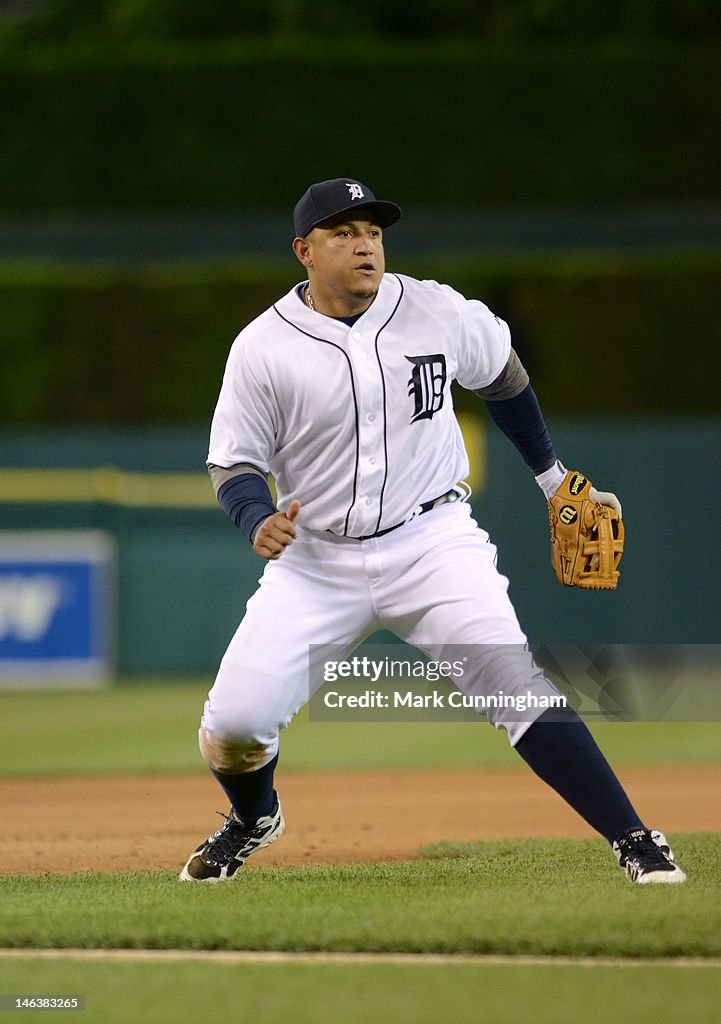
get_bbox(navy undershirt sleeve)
[483,383,557,475]
[217,473,277,542]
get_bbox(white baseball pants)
[201,500,561,768]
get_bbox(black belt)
[353,489,459,541]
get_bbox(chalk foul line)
[0,948,719,968]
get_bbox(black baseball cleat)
[612,828,686,885]
[179,797,284,883]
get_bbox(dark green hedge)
[12,0,721,44]
[1,250,719,423]
[0,41,719,209]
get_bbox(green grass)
[1,835,719,957]
[2,959,720,1024]
[2,683,718,1024]
[0,680,720,777]
[0,681,205,776]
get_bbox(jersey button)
[368,415,376,422]
[369,457,377,465]
[365,498,372,506]
[359,352,367,361]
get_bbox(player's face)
[296,212,385,316]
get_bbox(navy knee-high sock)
[210,753,278,821]
[514,706,644,843]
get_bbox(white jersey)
[208,272,511,537]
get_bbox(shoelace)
[204,812,266,864]
[619,833,670,867]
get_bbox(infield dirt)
[2,765,719,876]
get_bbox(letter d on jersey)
[406,354,447,423]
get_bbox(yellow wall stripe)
[0,415,485,509]
[0,469,217,508]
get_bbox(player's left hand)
[588,486,622,519]
[547,471,624,589]
[535,460,622,519]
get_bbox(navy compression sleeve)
[217,473,277,542]
[484,383,557,474]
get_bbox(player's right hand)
[252,500,301,559]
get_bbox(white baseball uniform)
[202,272,561,761]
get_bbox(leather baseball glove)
[548,470,624,589]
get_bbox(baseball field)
[1,679,720,1023]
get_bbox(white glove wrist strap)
[534,459,567,500]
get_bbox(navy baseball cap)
[293,178,402,238]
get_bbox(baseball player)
[180,178,685,886]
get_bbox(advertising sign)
[0,531,115,686]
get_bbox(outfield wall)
[0,420,718,677]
